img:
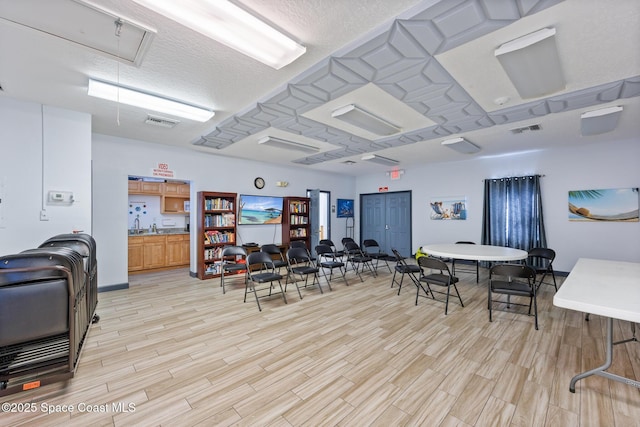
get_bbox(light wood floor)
[4,264,639,426]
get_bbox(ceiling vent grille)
[145,115,179,128]
[510,124,542,134]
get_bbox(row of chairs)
[391,246,558,330]
[220,239,381,311]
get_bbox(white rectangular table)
[553,258,640,392]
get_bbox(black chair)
[362,239,393,273]
[245,251,287,311]
[286,246,323,296]
[417,256,464,315]
[343,241,376,280]
[451,241,479,283]
[319,239,344,259]
[488,263,538,330]
[289,240,315,261]
[527,247,557,292]
[315,244,349,286]
[260,244,287,273]
[390,248,421,295]
[219,245,248,294]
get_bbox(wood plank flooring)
[3,264,639,426]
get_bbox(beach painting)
[430,196,467,220]
[239,194,283,224]
[568,188,639,222]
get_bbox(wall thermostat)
[48,190,74,204]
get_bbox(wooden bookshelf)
[197,191,237,280]
[282,196,311,250]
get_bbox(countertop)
[128,228,189,236]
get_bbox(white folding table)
[553,258,640,392]
[421,243,528,262]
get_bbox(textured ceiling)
[1,0,638,176]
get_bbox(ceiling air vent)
[145,115,179,128]
[510,124,542,134]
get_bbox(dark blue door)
[361,191,412,257]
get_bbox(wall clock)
[254,177,265,189]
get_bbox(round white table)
[421,243,528,262]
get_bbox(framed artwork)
[568,188,639,222]
[430,196,467,220]
[336,199,354,218]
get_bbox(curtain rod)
[484,174,545,181]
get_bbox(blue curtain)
[481,175,547,251]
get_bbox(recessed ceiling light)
[361,154,399,166]
[332,104,401,136]
[258,136,319,153]
[441,137,481,154]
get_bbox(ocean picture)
[568,188,639,222]
[239,195,283,224]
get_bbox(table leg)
[570,317,640,392]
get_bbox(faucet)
[133,215,140,234]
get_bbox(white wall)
[355,138,640,272]
[93,134,356,288]
[3,97,637,287]
[0,98,92,254]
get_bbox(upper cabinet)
[162,182,190,196]
[128,180,191,214]
[128,180,162,195]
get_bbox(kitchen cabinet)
[162,182,190,196]
[128,233,190,273]
[161,183,190,214]
[128,236,144,271]
[128,181,162,195]
[166,234,190,266]
[142,235,166,270]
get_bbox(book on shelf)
[204,260,223,275]
[290,228,307,238]
[204,247,224,261]
[205,198,234,211]
[203,230,235,245]
[204,212,235,227]
[288,201,307,213]
[290,215,309,225]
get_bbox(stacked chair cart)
[0,233,98,396]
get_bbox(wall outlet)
[40,210,49,221]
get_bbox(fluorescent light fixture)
[258,136,319,154]
[88,79,214,122]
[441,137,481,154]
[581,106,623,136]
[495,28,565,99]
[130,0,305,69]
[361,154,399,166]
[332,104,401,136]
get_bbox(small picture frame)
[184,200,190,212]
[336,199,354,218]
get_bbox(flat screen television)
[238,194,284,225]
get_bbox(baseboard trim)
[98,282,129,293]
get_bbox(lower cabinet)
[128,237,144,272]
[143,235,167,270]
[128,234,190,273]
[166,234,190,266]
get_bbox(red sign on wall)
[379,186,389,192]
[152,163,174,178]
